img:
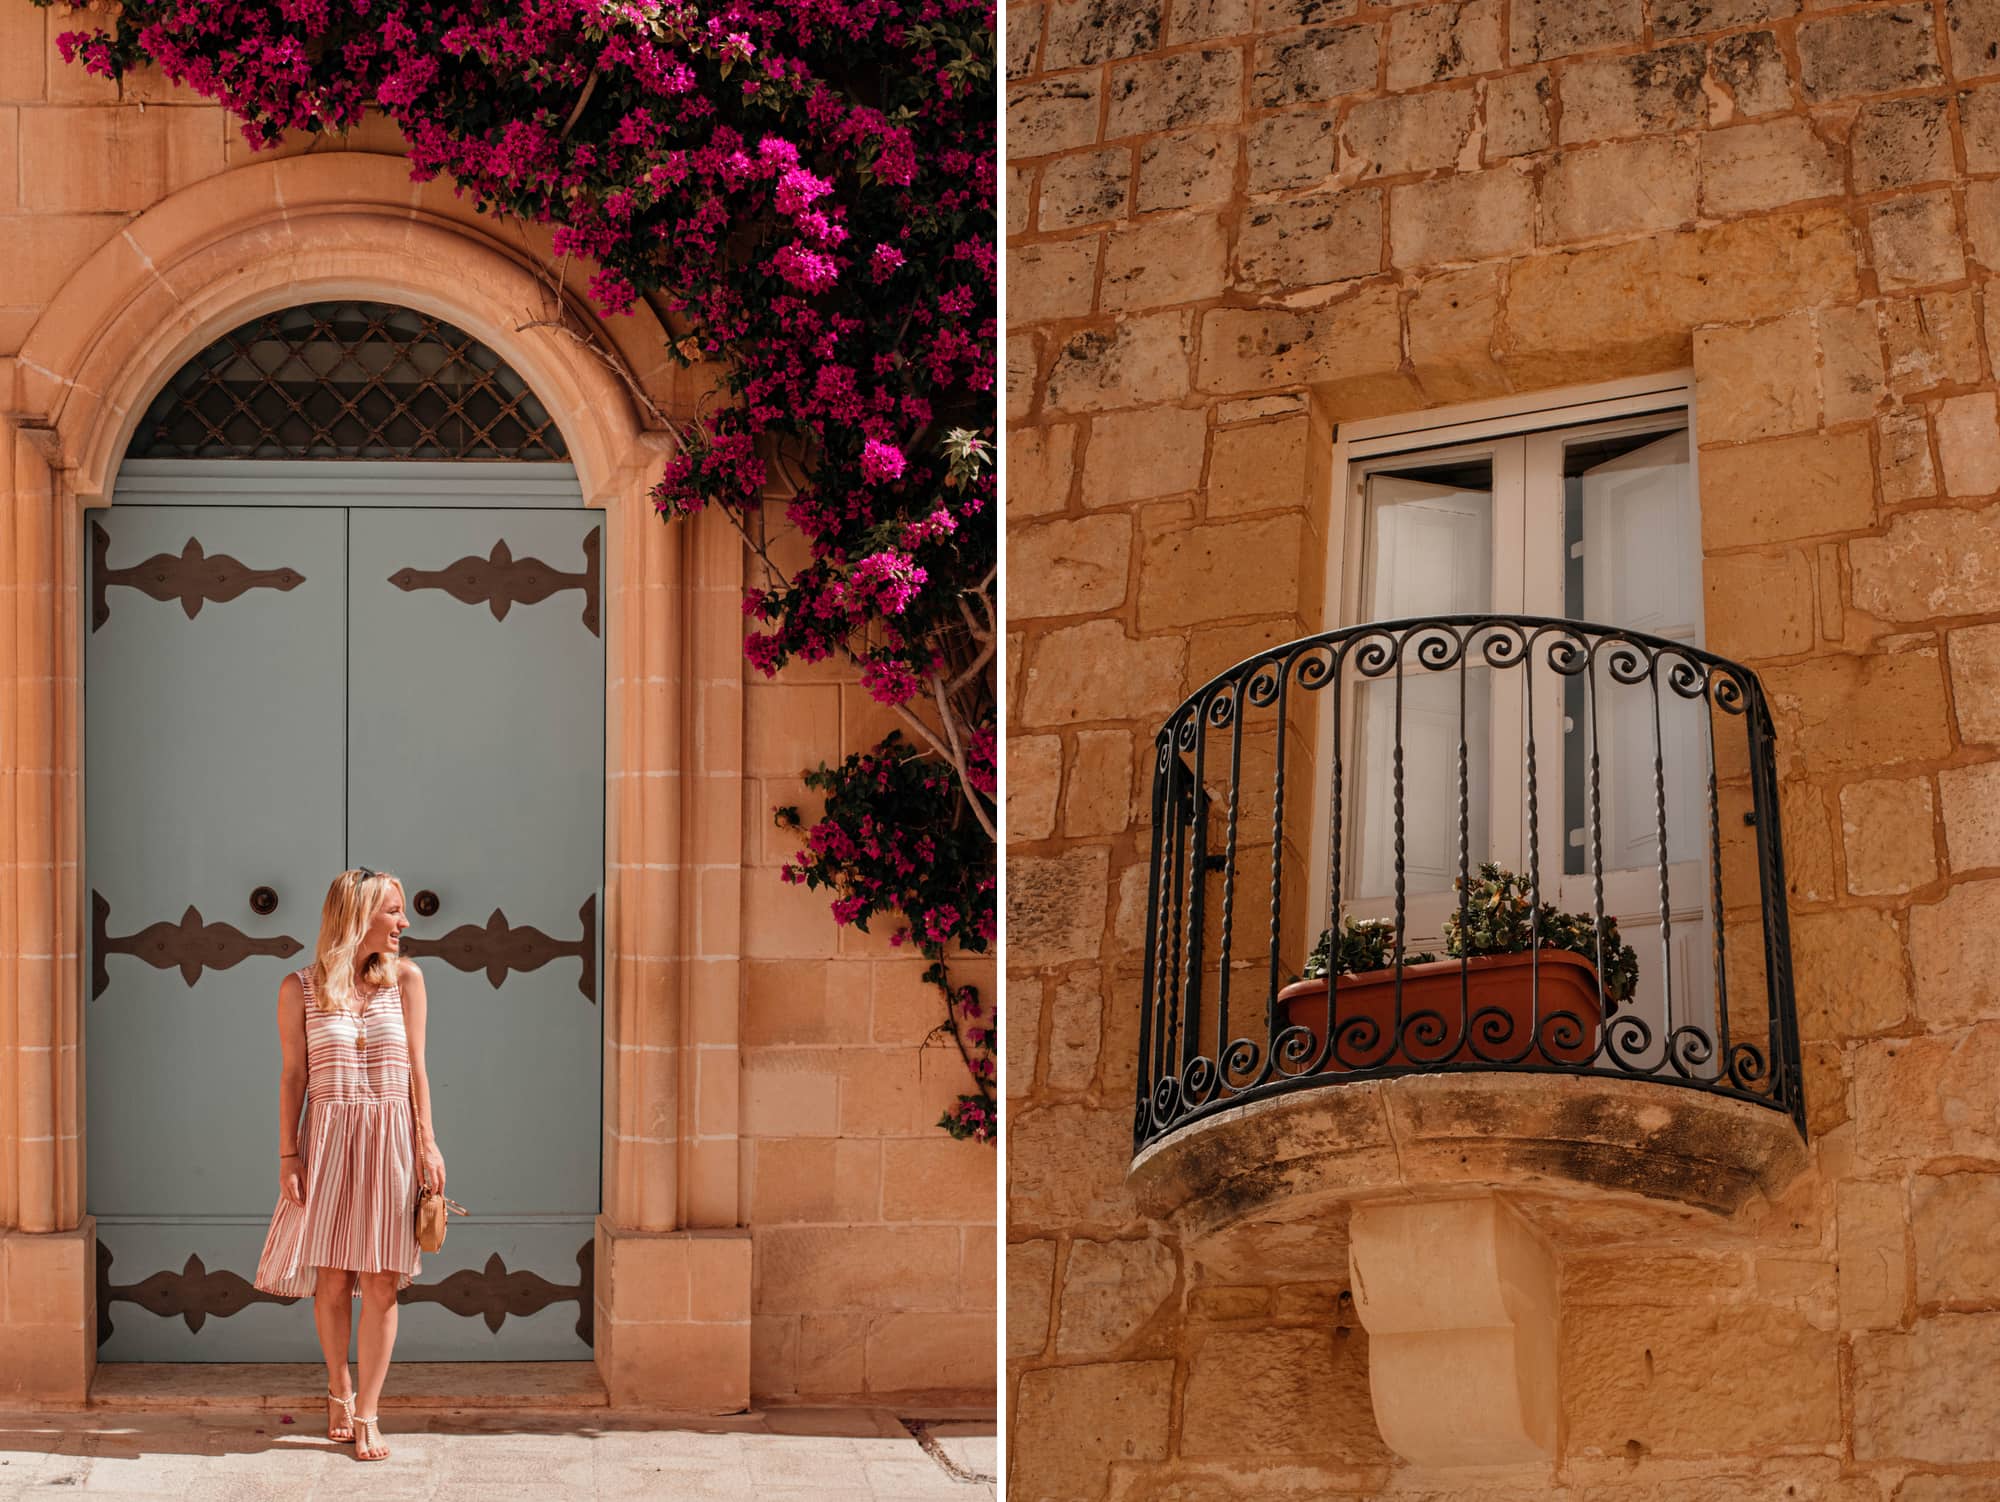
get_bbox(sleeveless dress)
[253,966,422,1297]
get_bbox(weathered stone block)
[1869,192,1967,291]
[1011,424,1078,517]
[1914,1173,2000,1305]
[1882,291,1982,393]
[1011,1101,1145,1228]
[1137,514,1303,630]
[1008,3,1042,78]
[1948,622,2000,742]
[1008,1238,1057,1357]
[1180,1327,1388,1459]
[1102,214,1229,312]
[1341,88,1478,178]
[1508,0,1642,63]
[1065,729,1136,837]
[1563,1303,1840,1455]
[1009,515,1133,620]
[1011,1361,1174,1499]
[1387,0,1500,90]
[1964,176,2000,273]
[1020,618,1188,726]
[1852,502,2000,620]
[1790,906,1910,1043]
[1854,1314,2000,1460]
[1010,237,1102,327]
[1699,428,1874,550]
[1798,6,1941,101]
[1254,24,1376,107]
[1910,877,2000,1027]
[1703,548,1815,660]
[1878,408,1937,504]
[1056,1238,1178,1356]
[1170,0,1251,42]
[1559,44,1705,143]
[1042,0,1162,70]
[1962,82,2000,172]
[1009,735,1063,842]
[1392,167,1534,267]
[1010,74,1104,159]
[1855,1023,2000,1165]
[1047,313,1195,412]
[1197,287,1404,396]
[1851,97,1954,192]
[1759,646,1951,774]
[1948,0,2000,82]
[1235,187,1381,288]
[1407,264,1506,398]
[1709,29,1792,117]
[1081,406,1207,506]
[1246,111,1336,194]
[1652,0,1796,37]
[1837,1179,1908,1330]
[1692,314,1818,444]
[1207,418,1308,516]
[1137,129,1238,212]
[1007,845,1112,966]
[1839,775,1937,897]
[1039,147,1133,229]
[1109,48,1244,137]
[1540,138,1696,242]
[1254,0,1358,30]
[1698,116,1843,218]
[1484,68,1552,159]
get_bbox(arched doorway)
[85,302,603,1360]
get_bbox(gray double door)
[85,461,604,1361]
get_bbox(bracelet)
[280,1151,300,1159]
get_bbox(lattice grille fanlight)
[130,301,569,460]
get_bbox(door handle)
[250,886,279,916]
[413,889,441,918]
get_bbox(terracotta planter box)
[1275,949,1604,1070]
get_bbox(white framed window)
[1307,373,1712,1059]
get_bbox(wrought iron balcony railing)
[1135,614,1805,1160]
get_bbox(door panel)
[346,509,603,1357]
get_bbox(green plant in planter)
[1442,862,1640,1005]
[1301,916,1436,981]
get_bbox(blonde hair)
[311,868,405,1015]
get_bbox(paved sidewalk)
[0,1407,997,1500]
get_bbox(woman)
[254,868,447,1462]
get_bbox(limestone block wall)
[1008,0,2000,1491]
[0,2,994,1404]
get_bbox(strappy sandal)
[353,1413,389,1462]
[326,1388,356,1443]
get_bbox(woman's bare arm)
[400,960,446,1191]
[276,973,307,1203]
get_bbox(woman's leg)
[312,1268,357,1438]
[353,1271,401,1458]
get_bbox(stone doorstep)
[87,1362,610,1411]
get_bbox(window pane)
[1354,462,1493,900]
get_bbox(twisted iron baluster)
[1705,680,1733,1086]
[1216,677,1245,1079]
[1392,644,1408,1046]
[1314,660,1345,1074]
[1267,667,1291,1054]
[1136,737,1170,1147]
[1650,654,1675,1063]
[1586,650,1610,1041]
[1182,709,1210,1077]
[1161,735,1188,1106]
[1456,634,1472,1061]
[1526,635,1543,1063]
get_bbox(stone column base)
[1350,1196,1557,1468]
[0,1219,97,1408]
[593,1217,751,1412]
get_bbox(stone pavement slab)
[0,1406,996,1500]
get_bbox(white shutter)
[1356,476,1493,900]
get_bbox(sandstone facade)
[1008,0,2000,1493]
[0,5,994,1408]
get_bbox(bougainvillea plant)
[39,0,998,1137]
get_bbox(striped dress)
[253,965,422,1297]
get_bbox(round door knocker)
[249,886,279,916]
[414,889,440,918]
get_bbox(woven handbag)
[415,1184,467,1253]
